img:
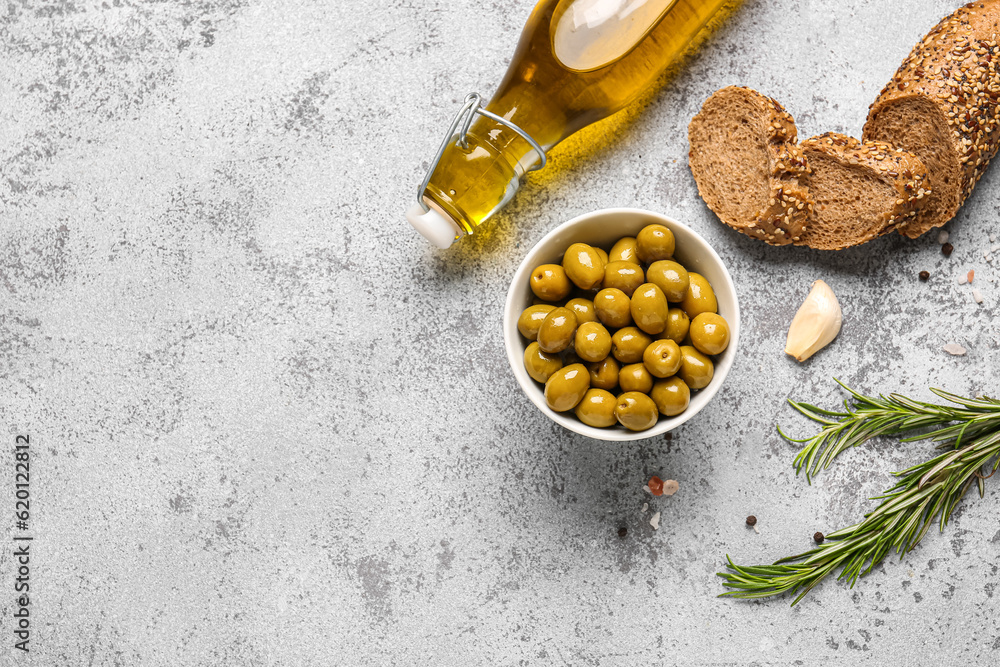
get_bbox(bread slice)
[688,86,812,245]
[795,134,930,250]
[863,1,1000,238]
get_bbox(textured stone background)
[2,0,999,664]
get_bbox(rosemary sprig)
[781,379,1000,481]
[719,383,1000,605]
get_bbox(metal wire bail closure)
[416,93,548,212]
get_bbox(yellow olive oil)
[410,0,740,247]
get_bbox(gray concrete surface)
[2,0,1000,664]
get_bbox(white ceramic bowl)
[503,208,741,441]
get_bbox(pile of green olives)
[519,224,732,433]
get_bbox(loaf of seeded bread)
[796,133,931,250]
[689,3,1000,248]
[688,86,812,246]
[864,1,1000,238]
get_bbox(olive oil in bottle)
[407,0,739,248]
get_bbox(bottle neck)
[422,115,540,235]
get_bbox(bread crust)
[864,1,1000,237]
[688,86,812,246]
[796,133,931,250]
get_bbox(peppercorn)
[618,526,628,538]
[919,270,930,281]
[942,243,954,257]
[746,515,757,527]
[814,531,825,544]
[648,476,664,496]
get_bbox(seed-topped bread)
[863,1,1000,238]
[796,133,931,250]
[688,86,812,246]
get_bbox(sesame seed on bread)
[796,133,931,250]
[864,0,1000,238]
[688,86,812,246]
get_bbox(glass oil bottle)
[407,0,740,248]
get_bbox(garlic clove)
[785,279,842,362]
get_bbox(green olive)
[562,243,606,290]
[574,321,612,363]
[636,224,675,263]
[609,237,640,264]
[602,261,645,297]
[517,304,556,340]
[574,388,618,428]
[565,298,597,324]
[594,288,632,329]
[646,260,690,303]
[651,377,691,417]
[630,283,669,335]
[689,312,731,356]
[594,247,609,266]
[659,308,690,344]
[537,307,578,354]
[586,357,620,390]
[544,363,590,412]
[619,363,653,393]
[611,326,653,364]
[678,345,714,390]
[523,342,563,383]
[615,392,659,431]
[643,339,681,378]
[681,273,718,319]
[530,264,572,302]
